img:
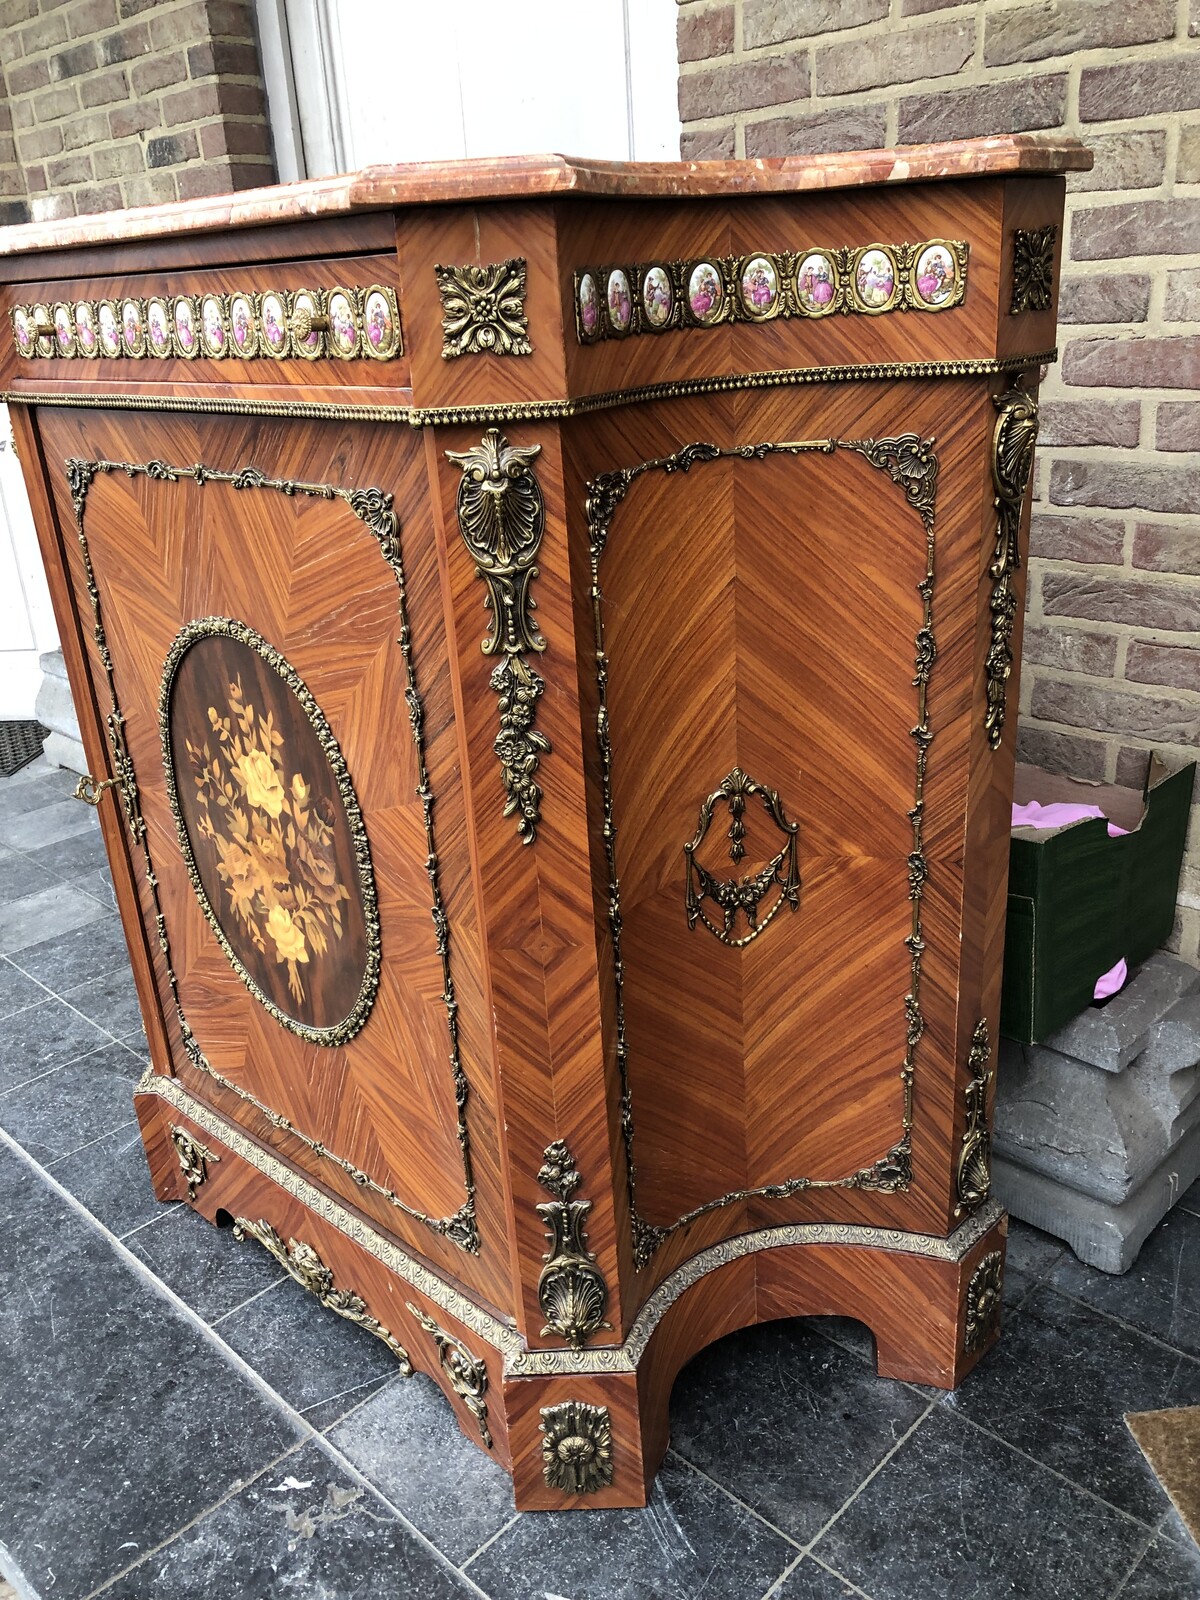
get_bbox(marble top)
[0,135,1091,258]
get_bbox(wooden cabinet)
[0,136,1086,1509]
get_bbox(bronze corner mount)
[536,1140,611,1350]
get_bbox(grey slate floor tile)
[0,843,59,907]
[812,1408,1150,1600]
[466,1450,796,1600]
[217,1270,402,1431]
[8,912,132,995]
[1048,1205,1200,1358]
[127,1205,286,1321]
[668,1318,929,1543]
[92,1439,481,1600]
[0,994,108,1091]
[0,958,45,1020]
[57,963,144,1039]
[0,1040,143,1164]
[1004,1216,1067,1278]
[0,795,101,851]
[47,1120,168,1239]
[19,820,109,876]
[1178,1177,1200,1219]
[0,1144,303,1598]
[772,1556,874,1598]
[327,1368,515,1565]
[0,880,109,954]
[1118,1531,1200,1599]
[943,1283,1200,1525]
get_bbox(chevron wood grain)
[2,137,1080,1510]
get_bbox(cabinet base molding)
[136,1069,1007,1510]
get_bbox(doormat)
[0,720,46,777]
[1126,1406,1200,1546]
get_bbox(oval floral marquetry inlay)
[160,618,380,1046]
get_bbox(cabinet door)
[37,406,508,1305]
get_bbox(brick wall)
[0,0,275,221]
[678,0,1200,964]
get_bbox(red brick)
[7,57,52,96]
[1072,199,1200,261]
[1115,745,1154,788]
[108,100,157,138]
[48,41,98,81]
[175,160,239,200]
[1043,571,1200,631]
[32,83,80,121]
[93,140,144,180]
[98,24,151,65]
[80,68,130,107]
[897,73,1066,141]
[1157,404,1200,453]
[744,0,889,49]
[72,181,122,213]
[11,100,36,131]
[185,38,260,77]
[1062,336,1200,390]
[1031,678,1200,742]
[1125,641,1200,692]
[1178,123,1200,183]
[1015,723,1110,781]
[1165,270,1200,323]
[1079,58,1200,121]
[1029,512,1125,564]
[118,0,163,13]
[1022,622,1120,676]
[681,125,736,158]
[1132,523,1200,576]
[679,55,810,121]
[120,169,176,205]
[984,0,1173,67]
[19,11,69,57]
[0,0,37,27]
[160,77,264,123]
[47,151,93,185]
[199,119,271,159]
[130,49,186,94]
[678,3,734,63]
[24,163,46,192]
[1050,459,1200,515]
[203,0,258,37]
[67,0,120,38]
[61,110,109,150]
[146,130,199,167]
[224,159,273,190]
[0,199,31,225]
[1070,130,1166,193]
[1058,275,1150,325]
[815,16,972,94]
[1038,398,1141,448]
[16,123,64,162]
[745,103,888,156]
[29,193,77,222]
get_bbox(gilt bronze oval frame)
[159,615,381,1048]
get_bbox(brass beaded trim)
[586,434,938,1267]
[10,286,401,362]
[65,455,479,1252]
[575,238,969,344]
[0,349,1056,429]
[140,1066,1005,1376]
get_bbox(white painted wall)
[0,414,58,719]
[259,0,681,180]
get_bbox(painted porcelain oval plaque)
[794,250,838,316]
[606,268,632,333]
[200,294,227,356]
[641,265,673,328]
[738,255,780,319]
[121,298,144,355]
[687,260,725,325]
[260,290,288,355]
[230,293,256,355]
[362,288,397,358]
[147,297,171,355]
[97,301,121,357]
[74,301,97,355]
[327,290,357,356]
[853,246,898,312]
[12,307,34,354]
[578,272,600,338]
[161,618,380,1046]
[53,303,74,355]
[913,242,958,307]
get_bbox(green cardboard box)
[1000,752,1196,1044]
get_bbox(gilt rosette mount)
[540,1401,614,1495]
[985,388,1040,749]
[684,767,801,948]
[447,429,550,843]
[536,1140,611,1350]
[435,258,532,359]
